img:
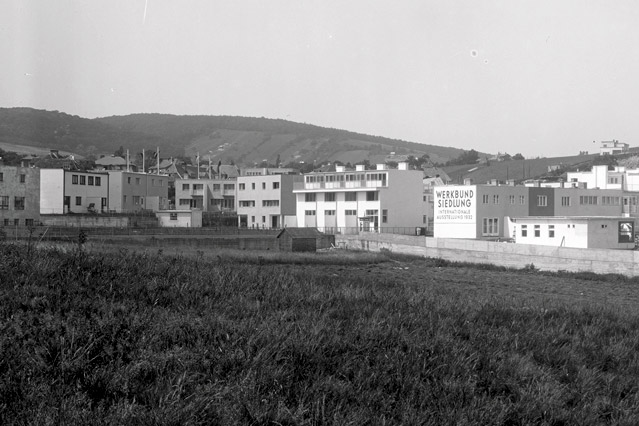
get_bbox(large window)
[482,217,499,236]
[72,175,78,184]
[305,193,316,202]
[88,176,94,185]
[580,196,598,205]
[325,192,336,202]
[366,192,378,201]
[482,194,489,204]
[305,210,316,216]
[382,209,388,223]
[509,195,515,204]
[537,195,547,207]
[345,210,357,215]
[534,225,541,237]
[239,200,256,207]
[345,192,357,202]
[75,196,82,206]
[561,196,571,207]
[521,225,527,237]
[224,184,235,190]
[182,184,190,190]
[324,210,336,216]
[80,175,86,185]
[493,195,499,204]
[0,196,8,210]
[14,197,25,210]
[272,182,280,190]
[95,177,101,186]
[262,200,280,207]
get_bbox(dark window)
[345,192,357,202]
[19,174,25,183]
[80,175,86,185]
[72,175,79,184]
[14,197,25,210]
[88,176,94,185]
[366,191,378,201]
[325,192,336,202]
[95,177,101,186]
[75,196,82,206]
[305,193,316,202]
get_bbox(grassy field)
[2,241,639,425]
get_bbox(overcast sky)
[2,0,639,157]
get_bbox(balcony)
[293,181,387,191]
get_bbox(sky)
[2,0,639,158]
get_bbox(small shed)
[156,209,202,228]
[276,227,335,252]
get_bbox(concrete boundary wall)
[336,234,639,276]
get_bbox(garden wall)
[336,234,639,276]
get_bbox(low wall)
[41,215,131,227]
[336,234,639,277]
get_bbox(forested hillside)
[0,108,475,166]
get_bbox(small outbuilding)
[276,227,335,252]
[509,216,635,249]
[156,209,202,228]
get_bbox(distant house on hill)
[600,140,629,156]
[422,167,451,184]
[95,155,129,171]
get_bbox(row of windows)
[238,182,279,190]
[304,192,377,202]
[304,173,388,183]
[2,218,34,226]
[181,183,234,191]
[521,224,555,238]
[0,173,26,183]
[72,175,102,186]
[482,194,526,205]
[0,196,25,210]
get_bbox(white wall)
[40,169,64,214]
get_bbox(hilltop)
[0,108,475,166]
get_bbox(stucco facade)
[237,174,299,228]
[0,165,40,226]
[107,171,169,213]
[175,178,236,212]
[40,169,108,214]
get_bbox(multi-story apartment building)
[40,169,109,214]
[0,165,40,226]
[567,165,639,216]
[236,174,299,228]
[175,178,237,212]
[434,183,626,239]
[106,171,169,213]
[293,163,426,233]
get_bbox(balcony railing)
[293,181,387,191]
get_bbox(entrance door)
[271,215,279,229]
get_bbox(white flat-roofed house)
[175,178,237,213]
[510,216,635,249]
[107,171,169,213]
[236,174,299,229]
[40,169,109,214]
[600,140,629,156]
[293,163,426,234]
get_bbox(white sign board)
[434,185,477,238]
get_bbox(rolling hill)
[0,108,476,166]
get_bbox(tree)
[446,149,480,166]
[513,153,525,160]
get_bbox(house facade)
[293,163,426,233]
[175,178,237,213]
[107,171,169,213]
[40,169,109,214]
[236,174,299,228]
[0,165,40,226]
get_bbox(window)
[2,219,8,226]
[251,183,256,190]
[305,193,316,202]
[561,196,571,207]
[132,196,140,205]
[305,210,316,216]
[182,184,190,190]
[25,219,34,227]
[179,199,191,206]
[95,177,101,186]
[14,197,25,210]
[602,196,620,206]
[170,213,178,220]
[0,196,8,209]
[509,195,515,204]
[580,196,598,205]
[482,194,489,204]
[273,182,280,189]
[192,184,203,190]
[75,196,82,206]
[262,200,280,207]
[519,195,525,205]
[345,192,357,201]
[19,174,25,183]
[0,173,3,182]
[366,192,378,201]
[537,195,547,207]
[136,178,141,185]
[262,216,266,223]
[72,175,79,184]
[423,215,427,224]
[549,225,555,238]
[534,225,540,237]
[493,195,499,204]
[239,183,245,190]
[325,192,336,202]
[127,177,131,184]
[13,219,18,226]
[365,209,378,216]
[324,210,336,215]
[482,218,499,236]
[223,184,235,190]
[345,210,357,215]
[262,182,266,190]
[521,225,527,237]
[382,209,388,223]
[239,200,256,207]
[80,175,86,185]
